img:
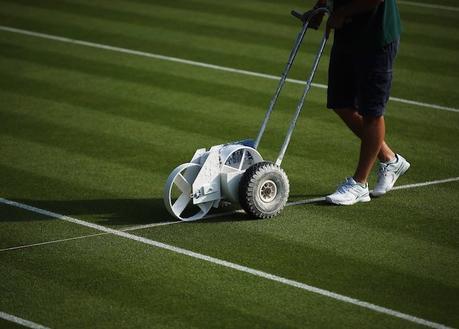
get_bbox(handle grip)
[291,10,304,21]
[291,7,329,29]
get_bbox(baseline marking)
[398,1,459,12]
[287,176,459,206]
[0,311,50,329]
[0,198,452,329]
[0,25,458,113]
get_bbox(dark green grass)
[0,0,458,328]
[138,184,459,325]
[0,231,424,329]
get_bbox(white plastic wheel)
[163,163,213,221]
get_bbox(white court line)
[0,25,458,114]
[121,220,182,232]
[287,196,325,207]
[0,311,50,329]
[398,1,459,12]
[0,220,182,252]
[391,176,459,190]
[0,197,452,329]
[287,176,459,206]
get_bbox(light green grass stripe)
[2,85,455,187]
[0,197,453,329]
[64,0,294,37]
[0,25,457,113]
[0,135,166,196]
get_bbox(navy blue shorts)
[327,40,399,117]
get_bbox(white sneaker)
[372,154,410,197]
[326,177,371,205]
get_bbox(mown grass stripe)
[1,38,456,118]
[0,135,168,196]
[0,25,457,113]
[1,5,458,91]
[0,197,453,329]
[1,34,456,110]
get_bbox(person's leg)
[353,115,386,183]
[333,107,395,163]
[325,44,372,205]
[325,40,408,205]
[351,39,409,189]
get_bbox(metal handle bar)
[252,7,330,166]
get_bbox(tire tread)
[239,161,289,219]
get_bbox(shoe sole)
[372,160,411,197]
[325,194,371,206]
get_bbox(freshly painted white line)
[287,176,459,206]
[398,1,459,12]
[0,197,452,329]
[0,232,107,252]
[0,311,50,329]
[0,25,457,114]
[0,220,183,252]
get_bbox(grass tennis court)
[1,0,458,328]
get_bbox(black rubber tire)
[239,161,290,219]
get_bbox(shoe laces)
[337,178,360,194]
[377,163,391,177]
[378,160,399,178]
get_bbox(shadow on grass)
[3,194,332,227]
[3,198,257,226]
[202,211,257,224]
[5,198,171,226]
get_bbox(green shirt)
[330,0,402,50]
